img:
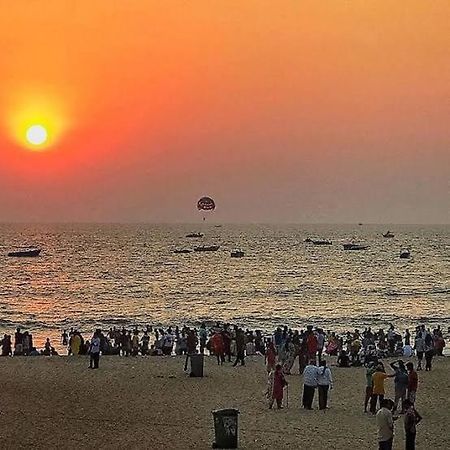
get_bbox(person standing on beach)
[302,360,318,409]
[184,328,198,371]
[317,359,332,410]
[414,333,425,370]
[268,364,288,409]
[370,364,394,414]
[233,328,246,367]
[403,399,422,450]
[211,331,225,365]
[390,360,409,413]
[405,362,418,404]
[89,331,101,369]
[376,399,395,450]
[199,323,208,354]
[424,332,434,371]
[316,329,325,364]
[265,340,277,374]
[364,362,377,413]
[61,330,68,346]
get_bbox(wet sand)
[0,355,448,449]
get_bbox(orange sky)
[0,1,449,223]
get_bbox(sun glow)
[26,125,48,145]
[6,90,69,151]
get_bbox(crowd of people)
[1,321,446,449]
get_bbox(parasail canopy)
[197,196,216,211]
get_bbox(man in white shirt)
[376,399,395,450]
[89,331,101,369]
[302,360,318,409]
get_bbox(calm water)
[0,224,449,346]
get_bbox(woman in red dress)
[269,364,288,409]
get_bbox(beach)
[0,354,448,449]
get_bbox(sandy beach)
[0,354,448,449]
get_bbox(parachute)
[197,196,215,221]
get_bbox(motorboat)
[194,245,220,252]
[186,232,203,238]
[7,249,41,257]
[343,243,369,251]
[312,239,332,246]
[400,249,411,259]
[383,231,395,238]
[304,238,313,243]
[174,249,191,254]
[231,250,245,258]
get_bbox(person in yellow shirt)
[370,363,394,414]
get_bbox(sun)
[26,125,48,146]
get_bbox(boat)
[400,249,411,259]
[304,238,313,243]
[383,231,395,238]
[312,239,332,246]
[194,245,220,252]
[231,250,245,258]
[343,243,369,251]
[7,249,41,257]
[186,232,203,238]
[174,249,191,254]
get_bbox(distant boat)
[358,223,363,226]
[400,249,411,259]
[194,245,220,252]
[343,243,369,251]
[231,250,245,258]
[186,232,203,238]
[312,239,332,246]
[7,249,41,257]
[383,231,395,238]
[174,249,191,254]
[304,238,313,243]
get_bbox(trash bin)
[190,353,204,377]
[212,408,239,448]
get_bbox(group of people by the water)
[0,321,446,449]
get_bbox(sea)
[0,224,449,349]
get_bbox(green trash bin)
[212,408,239,448]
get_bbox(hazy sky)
[0,1,448,223]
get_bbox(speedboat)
[194,245,220,252]
[304,238,313,243]
[174,249,191,254]
[400,249,411,259]
[186,232,203,238]
[383,231,395,238]
[343,243,369,251]
[231,250,245,258]
[7,249,41,257]
[312,239,332,246]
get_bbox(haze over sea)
[0,224,448,345]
